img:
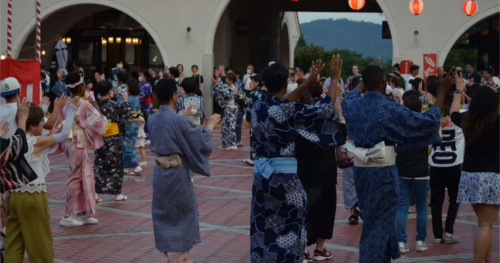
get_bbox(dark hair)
[26,105,45,131]
[299,92,314,106]
[403,95,422,113]
[309,83,323,98]
[402,90,420,101]
[226,72,237,83]
[234,70,242,79]
[126,78,140,96]
[426,75,440,97]
[410,78,424,91]
[40,64,47,71]
[251,74,263,87]
[156,78,178,104]
[85,79,93,86]
[168,67,180,78]
[65,73,84,95]
[349,75,362,91]
[263,63,289,93]
[392,63,400,70]
[116,59,123,64]
[483,67,494,75]
[462,86,499,143]
[296,78,306,86]
[130,71,139,81]
[465,61,474,68]
[97,80,113,97]
[191,65,199,70]
[295,64,306,73]
[468,83,481,98]
[117,70,129,84]
[41,72,46,80]
[140,69,151,81]
[181,78,196,94]
[410,65,420,72]
[362,65,386,92]
[177,64,184,72]
[73,59,82,68]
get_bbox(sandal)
[353,206,362,220]
[348,215,359,225]
[115,194,128,201]
[303,250,313,262]
[313,249,332,261]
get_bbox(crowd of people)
[0,53,498,263]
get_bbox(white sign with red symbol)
[423,54,438,76]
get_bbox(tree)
[295,35,307,51]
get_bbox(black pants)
[430,165,461,239]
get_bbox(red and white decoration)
[348,0,365,11]
[36,0,42,61]
[463,0,478,16]
[6,0,13,58]
[409,0,425,15]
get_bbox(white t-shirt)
[0,102,18,138]
[406,76,415,91]
[429,120,465,167]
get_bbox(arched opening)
[16,3,169,78]
[443,13,499,74]
[280,23,291,68]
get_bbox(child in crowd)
[176,78,204,126]
[214,72,239,149]
[85,79,96,102]
[135,116,148,167]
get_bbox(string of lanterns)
[343,0,478,17]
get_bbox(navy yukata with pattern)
[341,89,441,263]
[249,91,345,263]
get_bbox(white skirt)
[457,171,500,205]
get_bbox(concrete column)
[202,53,214,118]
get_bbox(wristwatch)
[454,89,462,94]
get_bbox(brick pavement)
[21,125,499,263]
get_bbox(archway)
[442,12,499,73]
[13,0,170,74]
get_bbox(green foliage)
[295,35,307,51]
[444,49,478,70]
[294,43,393,81]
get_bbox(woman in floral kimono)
[94,80,131,202]
[122,79,143,175]
[214,72,239,149]
[52,73,108,227]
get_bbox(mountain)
[300,19,393,61]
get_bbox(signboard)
[423,53,438,76]
[0,58,41,105]
[400,60,413,75]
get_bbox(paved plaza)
[30,125,499,263]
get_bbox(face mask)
[247,69,251,74]
[117,64,123,69]
[138,76,143,82]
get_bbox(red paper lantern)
[409,0,424,15]
[348,0,365,11]
[463,0,478,16]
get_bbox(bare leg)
[160,252,171,263]
[140,147,147,163]
[316,239,325,251]
[472,204,499,263]
[177,251,193,263]
[485,234,493,263]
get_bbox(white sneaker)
[123,168,129,174]
[115,194,127,201]
[77,217,99,225]
[139,161,148,167]
[416,241,428,252]
[60,217,84,227]
[145,140,151,145]
[130,166,142,176]
[226,146,238,150]
[399,242,409,254]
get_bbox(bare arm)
[327,54,343,100]
[44,95,69,130]
[450,75,465,114]
[286,60,326,102]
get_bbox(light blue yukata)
[147,105,213,252]
[341,88,441,263]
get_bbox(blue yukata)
[148,106,213,252]
[249,92,345,263]
[341,89,441,263]
[122,95,141,168]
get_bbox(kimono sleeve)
[388,104,442,151]
[78,101,108,135]
[1,129,28,167]
[118,102,131,124]
[176,117,213,176]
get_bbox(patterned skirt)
[94,135,125,195]
[250,173,307,263]
[458,171,500,205]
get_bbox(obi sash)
[155,154,183,169]
[344,141,396,167]
[254,157,297,179]
[102,122,119,137]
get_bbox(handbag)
[336,144,354,169]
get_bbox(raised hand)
[54,94,69,111]
[455,74,465,92]
[41,97,50,108]
[18,97,30,122]
[307,59,325,85]
[441,67,457,92]
[440,116,451,128]
[370,57,381,65]
[207,114,222,131]
[184,106,193,117]
[329,54,343,81]
[0,122,9,137]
